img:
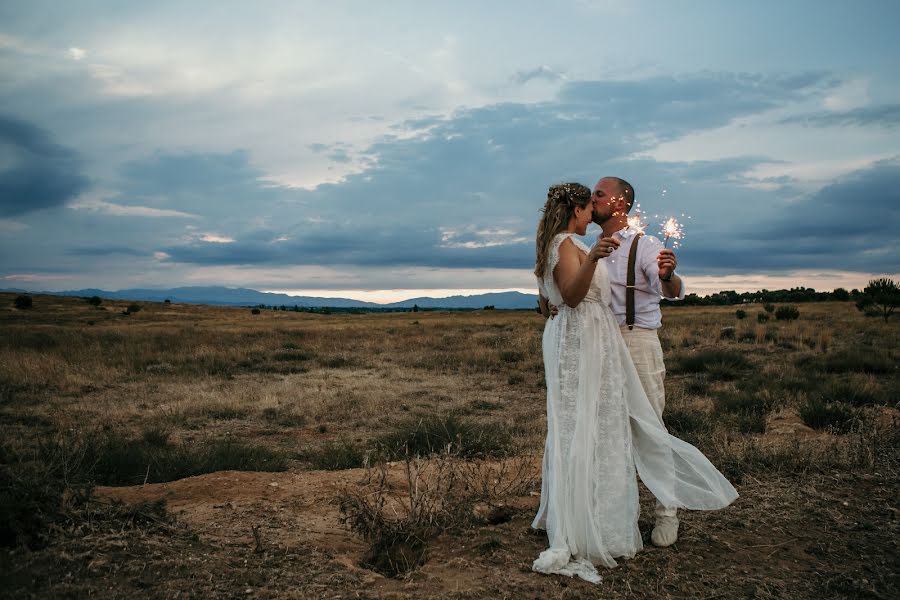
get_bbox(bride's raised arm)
[553,237,605,308]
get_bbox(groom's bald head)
[601,177,635,213]
[591,176,635,226]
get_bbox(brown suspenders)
[626,233,643,330]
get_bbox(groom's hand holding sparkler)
[657,249,681,297]
[657,216,684,297]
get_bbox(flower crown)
[547,182,590,206]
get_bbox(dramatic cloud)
[0,115,89,217]
[672,160,900,274]
[779,104,900,129]
[141,73,843,275]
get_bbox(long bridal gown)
[532,232,738,584]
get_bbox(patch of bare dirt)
[4,461,894,599]
[765,408,818,437]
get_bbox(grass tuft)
[799,398,862,433]
[799,350,896,375]
[374,413,513,459]
[671,349,751,376]
[300,439,367,470]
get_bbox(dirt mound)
[97,468,371,557]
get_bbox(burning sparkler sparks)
[627,203,647,234]
[659,216,685,248]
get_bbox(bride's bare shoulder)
[557,235,586,262]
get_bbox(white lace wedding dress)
[532,233,738,584]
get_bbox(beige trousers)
[620,325,677,519]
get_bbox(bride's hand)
[589,237,619,262]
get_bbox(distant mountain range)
[1,286,539,309]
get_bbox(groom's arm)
[640,236,685,300]
[538,292,551,318]
[657,250,684,299]
[538,293,559,319]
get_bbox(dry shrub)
[338,453,470,577]
[337,452,538,577]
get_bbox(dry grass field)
[1,291,898,599]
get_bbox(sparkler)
[659,216,685,248]
[626,203,647,235]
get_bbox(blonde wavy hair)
[534,182,591,279]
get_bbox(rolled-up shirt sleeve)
[640,235,686,301]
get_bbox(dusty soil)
[4,459,897,599]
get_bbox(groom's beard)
[592,210,610,225]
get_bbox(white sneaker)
[651,515,679,547]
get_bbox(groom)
[591,176,685,548]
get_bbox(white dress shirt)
[599,228,686,329]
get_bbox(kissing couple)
[530,177,738,584]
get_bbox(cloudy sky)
[2,1,898,301]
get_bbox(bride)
[531,183,738,584]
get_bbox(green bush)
[735,309,746,320]
[300,439,367,470]
[506,373,525,385]
[855,277,899,322]
[141,426,170,447]
[671,349,751,375]
[261,406,307,427]
[664,408,712,436]
[799,398,861,433]
[272,350,314,362]
[798,351,895,375]
[683,379,710,395]
[320,355,355,368]
[763,303,775,313]
[207,406,248,420]
[774,305,800,321]
[251,308,261,315]
[87,296,102,306]
[35,431,287,486]
[757,313,769,323]
[0,453,88,548]
[13,295,32,309]
[374,413,513,459]
[499,351,524,363]
[816,379,887,407]
[712,391,774,433]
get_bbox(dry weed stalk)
[337,451,539,576]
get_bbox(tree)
[832,288,850,301]
[14,295,32,309]
[856,278,900,322]
[87,295,102,306]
